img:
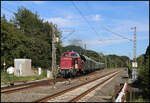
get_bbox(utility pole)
[52,24,57,80]
[132,27,136,63]
[131,26,137,81]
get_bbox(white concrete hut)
[14,59,32,76]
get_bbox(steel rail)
[70,72,119,102]
[1,84,39,94]
[34,70,120,102]
[1,78,65,94]
[1,70,118,94]
[1,79,50,90]
[1,69,104,91]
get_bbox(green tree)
[138,45,149,99]
[1,15,30,69]
[1,7,62,70]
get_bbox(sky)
[1,1,149,59]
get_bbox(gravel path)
[1,69,119,102]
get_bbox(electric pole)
[131,26,137,66]
[131,26,137,81]
[52,24,57,80]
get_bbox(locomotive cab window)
[62,53,69,56]
[71,53,78,58]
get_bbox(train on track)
[59,51,105,77]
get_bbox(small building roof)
[14,59,31,62]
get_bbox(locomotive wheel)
[63,71,68,78]
[72,70,76,77]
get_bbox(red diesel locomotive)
[59,51,83,77]
[59,51,105,77]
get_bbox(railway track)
[1,78,65,94]
[34,70,122,102]
[1,69,116,94]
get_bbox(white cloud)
[92,14,103,21]
[43,14,104,28]
[45,16,72,28]
[44,15,86,28]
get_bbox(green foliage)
[1,71,47,85]
[86,50,101,62]
[134,95,149,102]
[1,7,62,70]
[13,7,44,37]
[105,55,130,68]
[137,54,145,69]
[1,16,29,69]
[137,45,149,100]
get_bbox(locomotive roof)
[62,51,80,57]
[63,51,79,55]
[63,51,78,54]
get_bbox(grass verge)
[1,69,47,85]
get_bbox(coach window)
[62,53,69,56]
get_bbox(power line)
[61,30,75,40]
[105,28,133,41]
[82,2,133,57]
[72,1,101,38]
[99,38,122,42]
[72,2,133,43]
[80,2,133,42]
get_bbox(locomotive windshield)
[62,53,69,56]
[71,53,78,58]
